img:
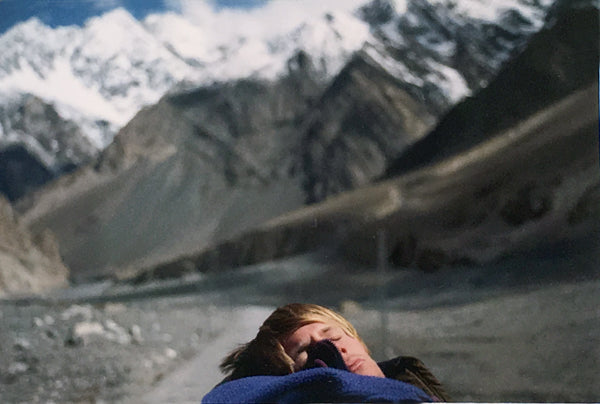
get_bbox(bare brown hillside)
[133,83,599,281]
[0,196,68,296]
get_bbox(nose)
[329,339,347,355]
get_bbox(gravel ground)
[0,295,253,403]
[350,281,600,402]
[0,236,598,403]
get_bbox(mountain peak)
[85,7,140,29]
[7,17,46,34]
[81,7,160,55]
[0,16,72,51]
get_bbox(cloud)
[166,0,369,43]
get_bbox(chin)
[354,360,385,378]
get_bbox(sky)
[0,0,270,34]
[0,0,371,49]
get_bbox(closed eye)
[325,327,342,341]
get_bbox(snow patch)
[144,12,222,63]
[431,0,552,26]
[363,44,424,86]
[173,0,369,43]
[0,128,59,169]
[425,58,470,103]
[389,0,408,14]
[0,59,126,145]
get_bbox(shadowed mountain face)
[304,6,600,270]
[301,53,435,203]
[0,145,53,201]
[0,95,97,201]
[385,5,599,177]
[307,6,600,271]
[358,0,550,116]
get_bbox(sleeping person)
[202,303,449,403]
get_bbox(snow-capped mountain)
[358,0,556,115]
[14,0,593,281]
[0,0,557,201]
[0,7,370,147]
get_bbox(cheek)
[345,337,369,355]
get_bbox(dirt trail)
[138,306,273,403]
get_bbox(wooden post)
[377,228,389,360]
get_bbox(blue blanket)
[202,367,432,403]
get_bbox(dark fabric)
[202,367,433,404]
[302,339,348,371]
[378,356,450,402]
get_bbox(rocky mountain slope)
[0,196,68,295]
[18,55,324,281]
[138,83,598,281]
[0,0,556,201]
[301,52,435,203]
[13,36,483,280]
[129,4,599,281]
[12,0,581,283]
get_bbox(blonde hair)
[220,303,368,381]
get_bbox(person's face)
[281,321,385,377]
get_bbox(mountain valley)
[0,1,598,403]
[7,1,595,286]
